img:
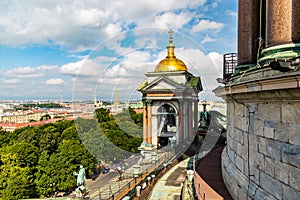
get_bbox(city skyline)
[0,0,237,101]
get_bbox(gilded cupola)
[154,29,188,72]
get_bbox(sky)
[0,0,238,102]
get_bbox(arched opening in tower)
[157,104,177,148]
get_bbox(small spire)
[168,29,173,44]
[167,29,175,58]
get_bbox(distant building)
[0,110,47,123]
[0,118,64,132]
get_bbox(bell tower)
[138,30,202,150]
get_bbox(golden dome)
[154,29,188,72]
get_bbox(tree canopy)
[0,120,96,199]
[0,107,143,199]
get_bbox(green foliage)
[95,108,143,154]
[0,120,96,199]
[22,103,64,109]
[0,107,144,199]
[40,114,51,121]
[95,107,112,123]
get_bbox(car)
[102,167,110,174]
[129,155,135,159]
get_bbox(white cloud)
[3,65,59,79]
[105,23,123,37]
[201,35,215,43]
[0,0,206,49]
[226,10,237,17]
[153,12,193,30]
[60,58,101,77]
[191,20,224,32]
[45,78,64,85]
[70,46,223,101]
[2,79,21,84]
[212,2,218,8]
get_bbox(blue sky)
[0,0,237,101]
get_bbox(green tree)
[48,140,96,191]
[34,151,52,197]
[0,146,38,199]
[95,108,112,123]
[40,114,51,121]
[17,128,39,147]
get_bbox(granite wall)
[217,69,300,199]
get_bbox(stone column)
[178,100,184,146]
[151,114,158,147]
[183,100,188,144]
[188,100,193,142]
[193,99,199,137]
[266,0,292,47]
[143,105,147,143]
[238,0,260,64]
[147,104,152,144]
[292,0,300,42]
[176,115,180,145]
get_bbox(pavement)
[148,158,190,200]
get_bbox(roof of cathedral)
[154,29,188,72]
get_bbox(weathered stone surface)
[241,142,249,160]
[267,139,282,161]
[249,149,265,171]
[258,137,268,155]
[289,165,300,190]
[264,126,275,139]
[220,76,300,200]
[237,187,247,200]
[248,134,258,151]
[249,163,260,185]
[235,102,246,116]
[253,187,277,200]
[228,146,235,163]
[234,116,249,132]
[236,142,243,157]
[288,125,300,145]
[274,160,289,185]
[282,184,300,200]
[227,102,234,119]
[282,103,300,125]
[258,103,281,123]
[227,134,234,148]
[282,143,300,168]
[235,154,245,172]
[260,172,283,199]
[254,118,264,136]
[265,156,275,177]
[234,129,245,144]
[275,122,289,143]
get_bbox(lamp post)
[151,174,156,185]
[151,153,157,164]
[147,176,152,185]
[50,182,56,197]
[186,170,194,187]
[136,185,142,197]
[133,164,141,178]
[169,136,176,148]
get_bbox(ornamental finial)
[168,29,173,44]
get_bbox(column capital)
[143,99,152,106]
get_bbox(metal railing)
[223,53,238,81]
[91,150,175,200]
